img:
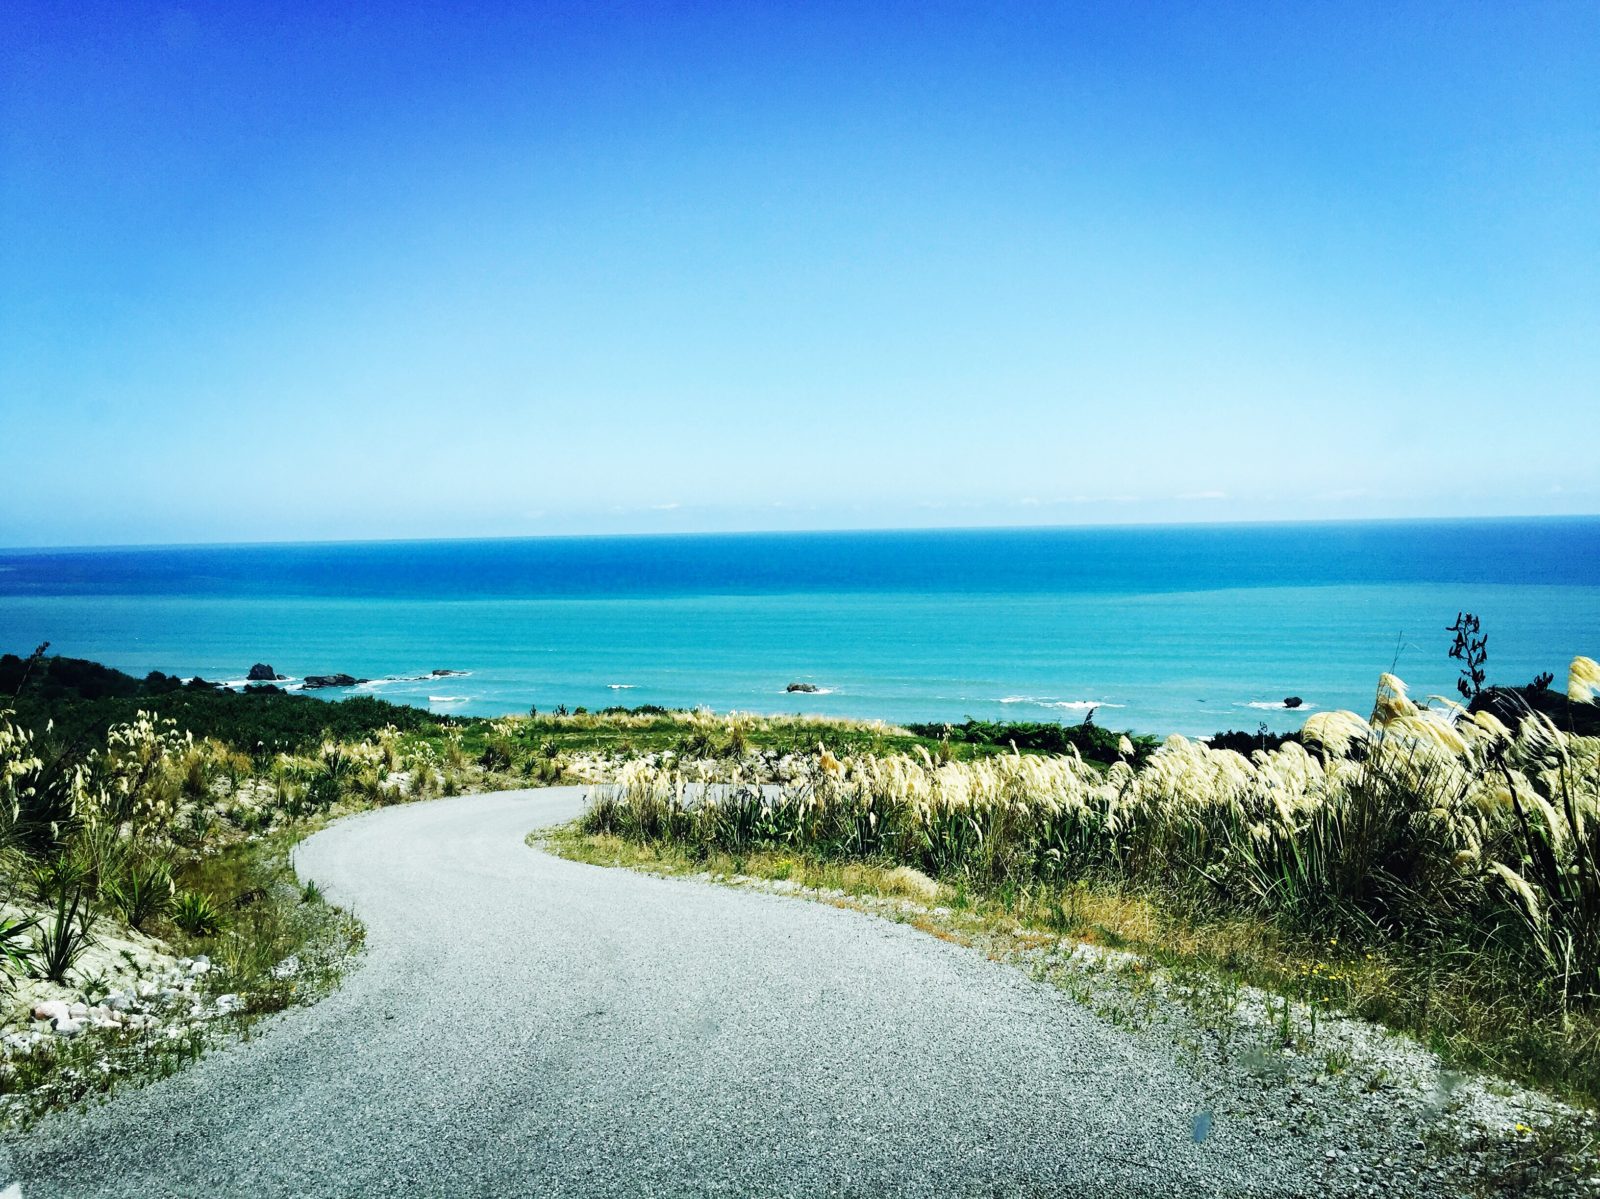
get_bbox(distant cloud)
[650,502,681,511]
[1177,490,1227,501]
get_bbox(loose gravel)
[0,788,1589,1197]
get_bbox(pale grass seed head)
[1568,655,1600,704]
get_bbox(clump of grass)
[103,855,175,931]
[171,890,223,937]
[31,881,96,983]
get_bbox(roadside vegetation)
[577,657,1600,1109]
[10,634,1598,1145]
[2,647,1094,1120]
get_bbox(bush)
[905,719,1157,766]
[172,890,223,937]
[103,857,175,931]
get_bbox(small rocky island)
[244,665,466,689]
[785,682,820,693]
[302,673,367,689]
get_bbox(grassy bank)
[10,645,1599,1128]
[1,826,361,1123]
[575,663,1600,1108]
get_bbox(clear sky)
[2,2,1596,547]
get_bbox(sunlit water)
[2,520,1596,736]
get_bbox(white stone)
[53,1018,83,1038]
[32,1000,70,1024]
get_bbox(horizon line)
[4,511,1598,556]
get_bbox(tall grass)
[0,704,440,1003]
[585,661,1600,1016]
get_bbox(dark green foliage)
[33,882,96,983]
[299,773,343,815]
[172,890,223,937]
[1205,727,1302,756]
[906,719,1157,766]
[0,915,38,982]
[478,735,515,771]
[1448,611,1489,701]
[103,857,175,931]
[3,652,462,753]
[1471,682,1600,737]
[31,856,90,905]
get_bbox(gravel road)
[0,788,1456,1196]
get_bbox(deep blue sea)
[1,519,1596,736]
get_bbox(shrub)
[104,857,175,932]
[172,890,224,937]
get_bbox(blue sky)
[1,1,1596,546]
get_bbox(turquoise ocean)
[1,519,1596,737]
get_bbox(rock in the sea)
[430,668,467,677]
[247,662,282,681]
[786,682,820,693]
[302,673,366,689]
[1284,696,1304,709]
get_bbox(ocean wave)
[1242,700,1317,711]
[607,684,637,690]
[428,695,467,704]
[999,696,1125,710]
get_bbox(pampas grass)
[585,661,1600,1008]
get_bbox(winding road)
[4,788,1360,1196]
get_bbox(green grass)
[0,825,363,1128]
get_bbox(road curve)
[6,788,1328,1197]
